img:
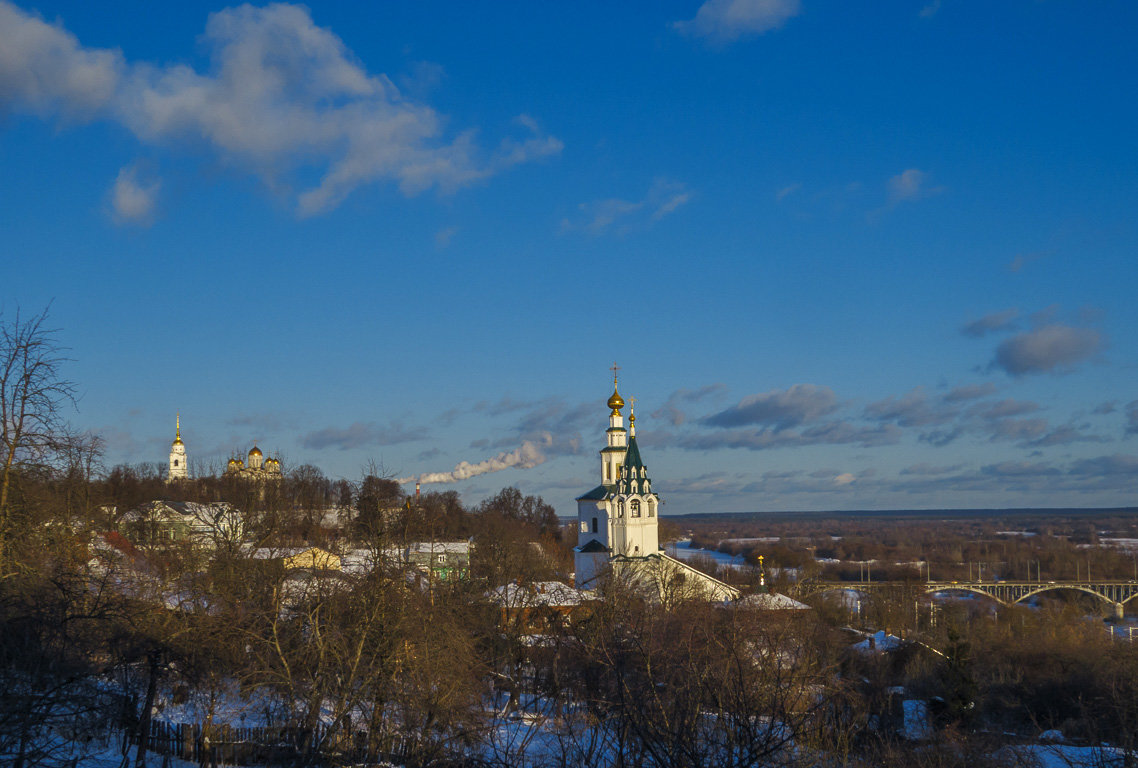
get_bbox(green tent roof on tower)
[616,436,652,495]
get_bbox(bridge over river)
[794,579,1138,618]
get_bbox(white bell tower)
[167,413,188,482]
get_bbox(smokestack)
[415,481,421,498]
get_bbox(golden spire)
[607,363,625,413]
[629,396,637,435]
[173,413,183,445]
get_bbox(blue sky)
[3,0,1137,514]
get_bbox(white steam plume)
[399,441,546,485]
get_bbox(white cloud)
[991,324,1102,377]
[566,178,692,235]
[776,182,802,201]
[0,2,123,117]
[706,384,839,430]
[674,0,802,44]
[888,168,941,203]
[435,226,458,249]
[0,2,561,216]
[961,308,1019,338]
[110,165,159,224]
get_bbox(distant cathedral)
[167,414,188,483]
[164,416,281,482]
[225,444,283,481]
[574,371,739,601]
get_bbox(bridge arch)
[1003,584,1118,609]
[923,585,1009,607]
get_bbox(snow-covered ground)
[1099,537,1138,553]
[666,539,749,570]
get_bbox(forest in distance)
[668,508,1138,588]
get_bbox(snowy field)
[666,539,749,569]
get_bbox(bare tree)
[0,307,76,573]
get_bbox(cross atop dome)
[607,362,625,413]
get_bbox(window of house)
[631,500,641,517]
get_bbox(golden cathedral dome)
[607,387,625,411]
[248,445,262,457]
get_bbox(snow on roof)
[409,541,470,555]
[733,592,811,611]
[852,630,904,654]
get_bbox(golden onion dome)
[607,387,625,411]
[248,445,262,457]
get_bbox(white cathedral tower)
[574,371,660,588]
[167,414,188,483]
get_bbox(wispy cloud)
[943,383,997,402]
[704,384,839,430]
[887,168,942,204]
[651,384,727,426]
[919,1,941,19]
[0,2,561,217]
[300,420,428,450]
[563,178,692,235]
[680,421,902,451]
[961,308,1019,338]
[864,387,956,428]
[673,0,802,44]
[435,226,458,249]
[1007,250,1050,273]
[775,182,802,201]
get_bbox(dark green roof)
[576,484,614,501]
[623,437,644,471]
[576,539,610,554]
[616,436,654,496]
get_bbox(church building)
[574,374,739,602]
[167,414,188,483]
[225,444,283,481]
